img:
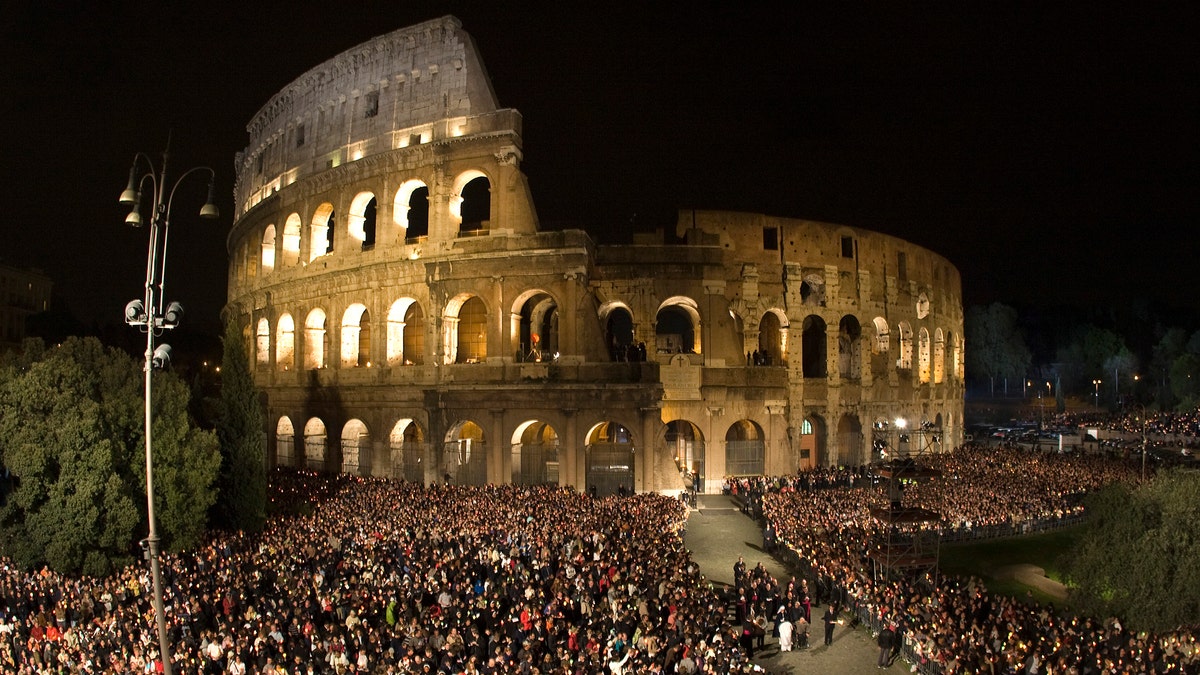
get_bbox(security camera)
[162,301,184,328]
[151,344,173,369]
[125,299,148,325]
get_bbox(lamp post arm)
[155,166,215,317]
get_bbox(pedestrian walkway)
[683,494,910,674]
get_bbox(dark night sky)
[2,2,1196,332]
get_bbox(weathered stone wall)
[226,17,963,495]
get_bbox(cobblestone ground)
[683,494,912,675]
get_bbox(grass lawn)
[939,525,1085,606]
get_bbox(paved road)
[683,494,910,674]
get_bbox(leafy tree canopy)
[0,337,220,576]
[1063,468,1200,633]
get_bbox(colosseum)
[226,16,964,496]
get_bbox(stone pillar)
[562,409,578,491]
[492,409,508,484]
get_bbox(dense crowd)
[0,473,762,675]
[1045,405,1200,444]
[760,445,1199,674]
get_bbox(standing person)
[822,605,838,646]
[777,613,793,653]
[877,624,895,668]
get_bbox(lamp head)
[151,344,173,370]
[119,166,139,205]
[125,190,144,227]
[162,301,184,329]
[199,180,220,220]
[124,299,148,326]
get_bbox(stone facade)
[226,16,964,495]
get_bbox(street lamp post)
[1135,404,1148,480]
[1092,379,1102,409]
[120,146,218,675]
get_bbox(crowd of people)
[758,444,1199,673]
[0,473,763,675]
[3,441,1198,674]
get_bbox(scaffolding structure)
[868,422,943,582]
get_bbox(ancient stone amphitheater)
[226,16,964,495]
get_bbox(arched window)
[341,304,372,367]
[348,192,377,251]
[897,322,913,370]
[276,313,295,370]
[918,327,931,383]
[255,317,270,365]
[261,225,276,273]
[281,214,302,266]
[309,203,334,261]
[304,308,327,370]
[933,328,945,383]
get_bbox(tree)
[0,337,220,576]
[211,319,267,533]
[1062,469,1200,633]
[964,303,1031,396]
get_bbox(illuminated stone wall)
[226,16,964,494]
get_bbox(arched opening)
[275,416,295,468]
[725,420,765,476]
[838,315,862,379]
[918,327,931,383]
[655,298,700,355]
[952,332,963,380]
[460,176,491,233]
[243,240,258,280]
[341,419,370,475]
[511,420,560,485]
[389,419,426,483]
[276,313,295,371]
[585,422,635,497]
[836,414,864,467]
[340,304,372,367]
[261,225,276,274]
[897,322,914,370]
[309,203,334,261]
[255,317,270,366]
[756,311,786,366]
[872,317,889,354]
[281,214,302,267]
[304,308,327,370]
[394,181,430,241]
[444,420,487,485]
[453,296,488,363]
[602,304,636,361]
[303,417,327,471]
[800,274,825,307]
[348,192,377,251]
[802,315,827,378]
[934,328,946,383]
[386,299,425,366]
[514,291,559,362]
[663,420,705,492]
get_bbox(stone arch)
[394,179,430,241]
[347,191,378,250]
[951,332,963,380]
[276,313,295,371]
[836,414,865,466]
[599,301,636,361]
[443,293,488,364]
[303,417,327,471]
[585,421,636,497]
[388,419,426,483]
[511,420,561,485]
[255,317,270,366]
[933,328,946,383]
[725,419,765,476]
[801,314,827,378]
[662,420,705,491]
[655,296,701,355]
[897,321,914,370]
[451,169,490,233]
[386,298,425,366]
[838,315,862,379]
[304,308,327,370]
[800,274,825,307]
[340,303,372,367]
[444,419,487,485]
[281,213,302,267]
[918,327,931,383]
[341,419,370,475]
[871,317,889,354]
[261,224,276,274]
[309,203,335,261]
[243,239,258,280]
[916,292,930,319]
[275,416,296,468]
[756,309,788,366]
[511,289,560,362]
